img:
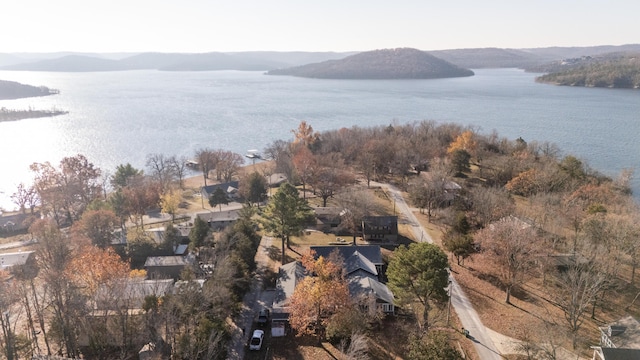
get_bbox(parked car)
[249,329,264,351]
[257,308,270,326]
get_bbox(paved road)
[379,182,503,360]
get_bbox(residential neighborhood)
[1,121,640,360]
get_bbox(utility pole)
[446,271,453,327]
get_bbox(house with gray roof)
[144,255,195,280]
[349,275,395,314]
[0,250,35,271]
[272,245,395,334]
[599,316,640,349]
[310,245,384,278]
[200,181,239,201]
[94,278,175,311]
[592,347,640,360]
[196,209,241,231]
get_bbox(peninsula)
[535,54,640,88]
[0,79,67,121]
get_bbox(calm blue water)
[0,68,638,210]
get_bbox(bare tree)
[10,183,38,214]
[554,256,607,349]
[146,153,174,190]
[469,186,514,228]
[309,153,354,207]
[195,148,218,186]
[30,154,102,225]
[475,216,541,304]
[168,155,189,189]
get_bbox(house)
[267,173,288,188]
[311,245,395,314]
[94,278,175,311]
[361,216,398,242]
[144,226,190,248]
[272,261,307,337]
[313,207,342,231]
[310,245,385,278]
[599,316,640,349]
[144,255,196,280]
[0,211,34,233]
[349,275,395,314]
[442,180,462,205]
[592,347,640,360]
[0,250,36,271]
[200,181,240,201]
[196,209,241,231]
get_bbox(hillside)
[0,79,58,99]
[0,52,352,72]
[266,48,475,79]
[536,54,640,88]
[428,47,543,69]
[2,45,640,73]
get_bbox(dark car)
[257,308,270,326]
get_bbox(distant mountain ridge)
[1,44,639,72]
[266,48,474,79]
[0,52,354,72]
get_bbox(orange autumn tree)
[288,250,351,339]
[446,130,477,156]
[292,120,320,148]
[66,246,130,296]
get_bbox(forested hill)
[0,79,58,100]
[535,55,640,88]
[266,48,475,79]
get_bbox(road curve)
[377,182,503,360]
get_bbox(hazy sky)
[3,0,639,53]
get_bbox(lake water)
[0,68,638,210]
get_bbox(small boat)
[245,150,261,159]
[185,159,199,169]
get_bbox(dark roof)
[201,181,239,196]
[600,316,640,349]
[310,245,383,266]
[600,348,640,360]
[345,250,378,276]
[362,216,397,226]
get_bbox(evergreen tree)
[261,182,313,264]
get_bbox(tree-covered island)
[266,48,474,79]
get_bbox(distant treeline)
[536,55,640,88]
[0,79,59,100]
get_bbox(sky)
[2,0,639,53]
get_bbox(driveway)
[227,235,276,359]
[376,182,503,360]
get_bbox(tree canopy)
[387,242,450,331]
[261,182,313,264]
